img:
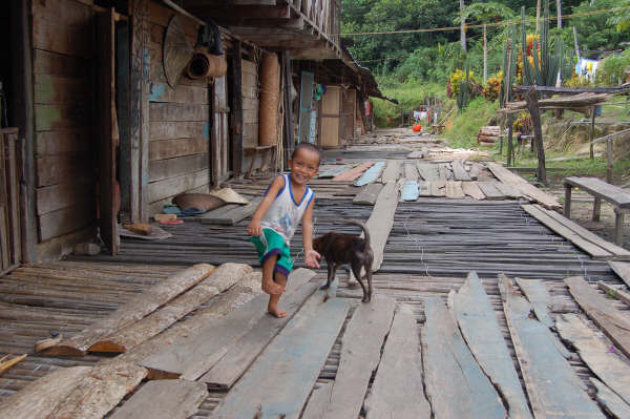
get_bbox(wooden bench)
[564,176,630,245]
[244,144,278,179]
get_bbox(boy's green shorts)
[250,228,293,276]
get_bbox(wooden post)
[283,51,294,166]
[499,119,504,156]
[589,107,596,160]
[483,24,487,84]
[525,86,546,185]
[231,42,243,177]
[614,209,625,246]
[129,0,150,223]
[564,183,572,217]
[12,0,37,262]
[507,115,514,166]
[459,0,466,51]
[606,138,613,184]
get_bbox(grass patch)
[444,97,499,149]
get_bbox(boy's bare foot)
[268,306,288,318]
[262,280,284,295]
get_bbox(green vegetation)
[445,97,499,148]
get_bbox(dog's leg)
[351,262,368,302]
[321,262,334,290]
[364,263,373,302]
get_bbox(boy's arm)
[247,176,284,237]
[302,199,320,269]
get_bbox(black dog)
[313,220,373,302]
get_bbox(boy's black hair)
[291,143,321,165]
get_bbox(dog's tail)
[345,219,370,247]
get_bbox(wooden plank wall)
[242,59,258,149]
[340,88,356,145]
[31,0,97,248]
[146,3,210,215]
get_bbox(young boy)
[247,143,322,317]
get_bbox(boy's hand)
[247,219,262,237]
[304,249,321,269]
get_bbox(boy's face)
[288,148,319,186]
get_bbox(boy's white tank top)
[261,173,314,244]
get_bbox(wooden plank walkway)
[2,151,629,418]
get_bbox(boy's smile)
[288,148,319,186]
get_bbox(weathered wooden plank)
[445,181,465,199]
[487,162,561,209]
[33,49,88,78]
[45,264,215,356]
[34,103,90,131]
[32,13,92,58]
[333,162,374,182]
[438,163,453,180]
[353,183,383,205]
[500,274,604,418]
[429,180,446,197]
[194,197,262,225]
[119,272,263,365]
[556,313,630,405]
[38,202,94,241]
[200,278,319,389]
[461,181,485,199]
[354,161,385,186]
[495,182,522,199]
[34,75,90,104]
[149,137,208,161]
[514,278,554,328]
[538,205,630,260]
[403,162,419,181]
[36,130,91,156]
[90,263,252,353]
[317,165,349,179]
[108,379,207,419]
[366,182,399,271]
[599,281,630,306]
[36,154,93,187]
[400,180,419,201]
[610,261,630,287]
[453,272,532,419]
[590,378,630,418]
[301,382,333,419]
[148,103,209,122]
[0,366,91,417]
[565,276,630,358]
[148,82,208,105]
[211,294,350,419]
[323,295,396,418]
[381,159,401,183]
[452,159,471,181]
[422,296,506,419]
[363,304,431,419]
[522,204,613,259]
[515,277,571,358]
[416,162,439,181]
[147,169,209,204]
[36,182,93,216]
[565,176,630,208]
[477,182,505,200]
[46,361,147,419]
[149,153,209,182]
[149,121,208,141]
[418,180,432,197]
[141,269,315,380]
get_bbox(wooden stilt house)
[0,0,383,265]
